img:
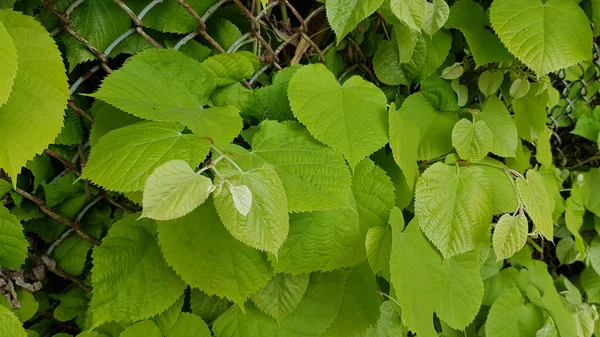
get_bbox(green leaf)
[480,96,518,157]
[55,110,83,146]
[490,0,593,75]
[288,64,388,168]
[536,128,553,167]
[398,93,459,160]
[0,10,69,181]
[200,53,257,86]
[352,158,396,229]
[165,313,211,337]
[390,0,427,31]
[213,165,289,254]
[415,163,493,258]
[513,83,549,142]
[581,267,600,303]
[0,19,16,106]
[516,169,553,239]
[441,63,464,80]
[0,179,11,196]
[60,0,130,71]
[89,215,186,328]
[572,106,600,142]
[479,71,504,97]
[251,273,310,323]
[510,79,531,99]
[421,0,450,36]
[41,173,84,208]
[53,288,88,323]
[241,121,351,212]
[190,289,232,324]
[89,101,141,147]
[451,119,493,162]
[0,306,27,337]
[486,287,544,337]
[389,103,420,189]
[272,196,364,274]
[212,271,348,337]
[157,202,273,305]
[324,263,380,336]
[52,235,93,276]
[120,321,162,337]
[244,66,300,124]
[394,23,415,63]
[493,213,528,260]
[127,0,217,34]
[365,226,392,279]
[13,289,38,322]
[142,160,213,221]
[359,301,407,337]
[206,18,242,51]
[82,121,210,192]
[0,205,27,269]
[445,0,513,67]
[93,49,242,145]
[326,0,384,43]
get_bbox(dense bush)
[0,0,600,336]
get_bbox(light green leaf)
[493,213,528,260]
[389,105,420,189]
[366,225,392,279]
[212,271,348,337]
[288,64,388,168]
[206,18,242,51]
[486,287,544,337]
[398,93,459,160]
[441,62,464,80]
[516,169,553,239]
[0,20,16,106]
[213,165,289,254]
[93,49,242,145]
[90,215,186,328]
[242,121,351,212]
[229,184,252,216]
[82,121,210,192]
[61,0,130,70]
[89,101,141,147]
[480,96,518,157]
[200,53,257,86]
[157,202,273,305]
[251,273,310,323]
[513,83,549,142]
[572,106,600,142]
[390,0,427,31]
[352,158,396,229]
[588,237,600,276]
[165,313,211,337]
[326,0,383,43]
[445,0,513,66]
[478,71,504,96]
[272,196,364,274]
[421,0,450,36]
[0,10,69,181]
[536,128,553,167]
[451,79,468,107]
[394,23,415,63]
[142,160,213,221]
[490,0,592,75]
[324,263,380,336]
[0,306,27,337]
[510,79,531,99]
[0,205,27,269]
[415,163,493,258]
[452,119,493,162]
[151,294,184,335]
[120,321,162,337]
[581,267,600,303]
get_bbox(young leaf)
[142,160,213,221]
[288,64,388,168]
[93,49,243,145]
[486,288,544,337]
[157,202,273,305]
[445,0,513,66]
[480,96,518,158]
[326,0,383,43]
[441,62,464,80]
[213,165,289,254]
[510,79,531,99]
[0,205,27,269]
[0,306,27,337]
[0,10,69,181]
[513,83,549,142]
[129,0,217,34]
[421,0,449,36]
[394,23,415,63]
[250,273,310,323]
[89,215,186,328]
[120,321,162,337]
[352,158,396,229]
[365,226,392,279]
[82,121,210,192]
[490,0,592,75]
[0,20,17,106]
[389,105,420,189]
[450,79,468,107]
[242,121,351,212]
[516,169,553,239]
[390,0,427,31]
[165,313,211,337]
[415,163,493,258]
[478,71,504,97]
[451,119,493,162]
[213,271,348,337]
[493,213,528,260]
